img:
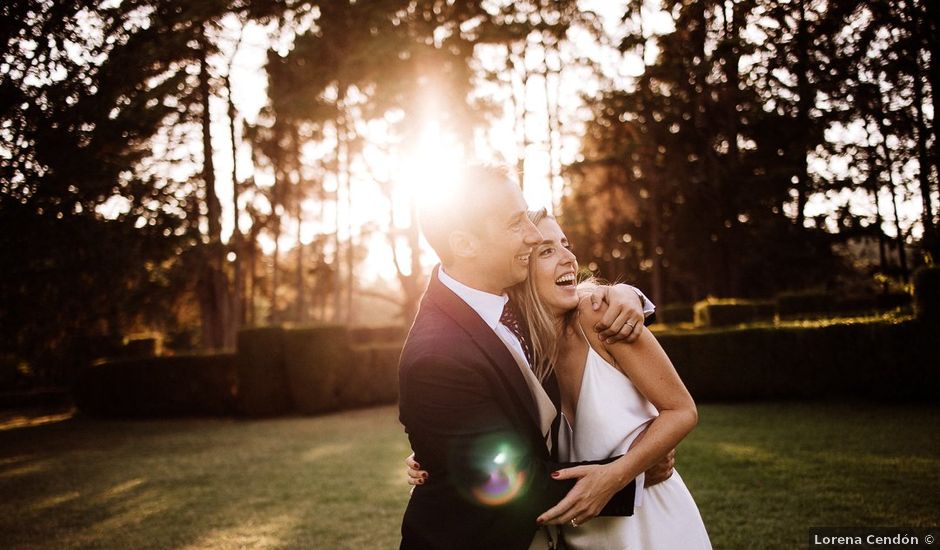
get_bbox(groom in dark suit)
[398,165,666,550]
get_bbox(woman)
[410,209,711,549]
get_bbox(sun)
[397,121,466,206]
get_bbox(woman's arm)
[537,300,696,526]
[583,299,697,482]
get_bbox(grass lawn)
[1,403,938,549]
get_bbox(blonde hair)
[507,208,586,382]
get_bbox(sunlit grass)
[1,403,937,549]
[680,403,940,549]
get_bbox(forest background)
[1,0,937,390]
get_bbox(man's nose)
[522,218,542,246]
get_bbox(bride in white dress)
[514,209,711,550]
[405,209,711,549]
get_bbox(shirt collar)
[438,266,508,330]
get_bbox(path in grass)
[1,403,937,549]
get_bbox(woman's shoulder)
[572,301,619,367]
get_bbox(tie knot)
[500,301,532,365]
[500,301,519,328]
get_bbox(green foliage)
[657,318,940,402]
[657,303,694,325]
[913,266,940,324]
[693,299,775,328]
[235,327,292,416]
[121,334,163,358]
[283,325,351,414]
[79,325,403,418]
[2,404,938,548]
[775,290,833,318]
[349,326,408,345]
[75,352,237,417]
[776,290,911,320]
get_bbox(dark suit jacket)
[398,267,634,550]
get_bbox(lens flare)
[465,439,528,507]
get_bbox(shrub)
[913,266,940,324]
[349,325,407,345]
[775,290,832,318]
[656,319,939,402]
[693,299,775,327]
[75,353,237,417]
[122,334,162,358]
[658,303,694,325]
[283,325,351,414]
[235,327,292,416]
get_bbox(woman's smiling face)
[531,217,580,318]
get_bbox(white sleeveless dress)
[531,346,712,550]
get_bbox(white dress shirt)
[437,268,657,460]
[438,267,557,450]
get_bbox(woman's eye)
[540,247,554,256]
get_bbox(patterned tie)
[500,301,533,365]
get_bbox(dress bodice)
[558,346,659,464]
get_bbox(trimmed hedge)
[914,266,940,324]
[75,353,237,417]
[349,325,407,345]
[775,291,832,318]
[658,303,694,325]
[76,325,402,418]
[657,319,939,402]
[694,299,775,327]
[284,326,401,414]
[283,325,350,414]
[121,335,161,358]
[776,290,911,320]
[236,327,292,416]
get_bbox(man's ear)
[448,230,477,260]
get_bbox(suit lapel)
[424,266,542,431]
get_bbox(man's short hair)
[417,164,516,265]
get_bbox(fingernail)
[537,518,544,524]
[414,463,420,468]
[418,479,424,484]
[606,339,614,344]
[551,471,560,478]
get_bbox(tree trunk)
[924,0,940,188]
[874,110,910,281]
[793,0,812,228]
[197,25,228,349]
[906,0,938,255]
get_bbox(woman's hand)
[585,284,647,343]
[405,453,428,488]
[536,463,626,527]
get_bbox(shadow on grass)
[0,407,412,549]
[679,402,940,550]
[2,403,938,549]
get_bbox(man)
[398,165,668,549]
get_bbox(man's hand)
[405,453,428,495]
[628,427,676,487]
[586,284,646,343]
[644,448,676,486]
[536,464,624,527]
